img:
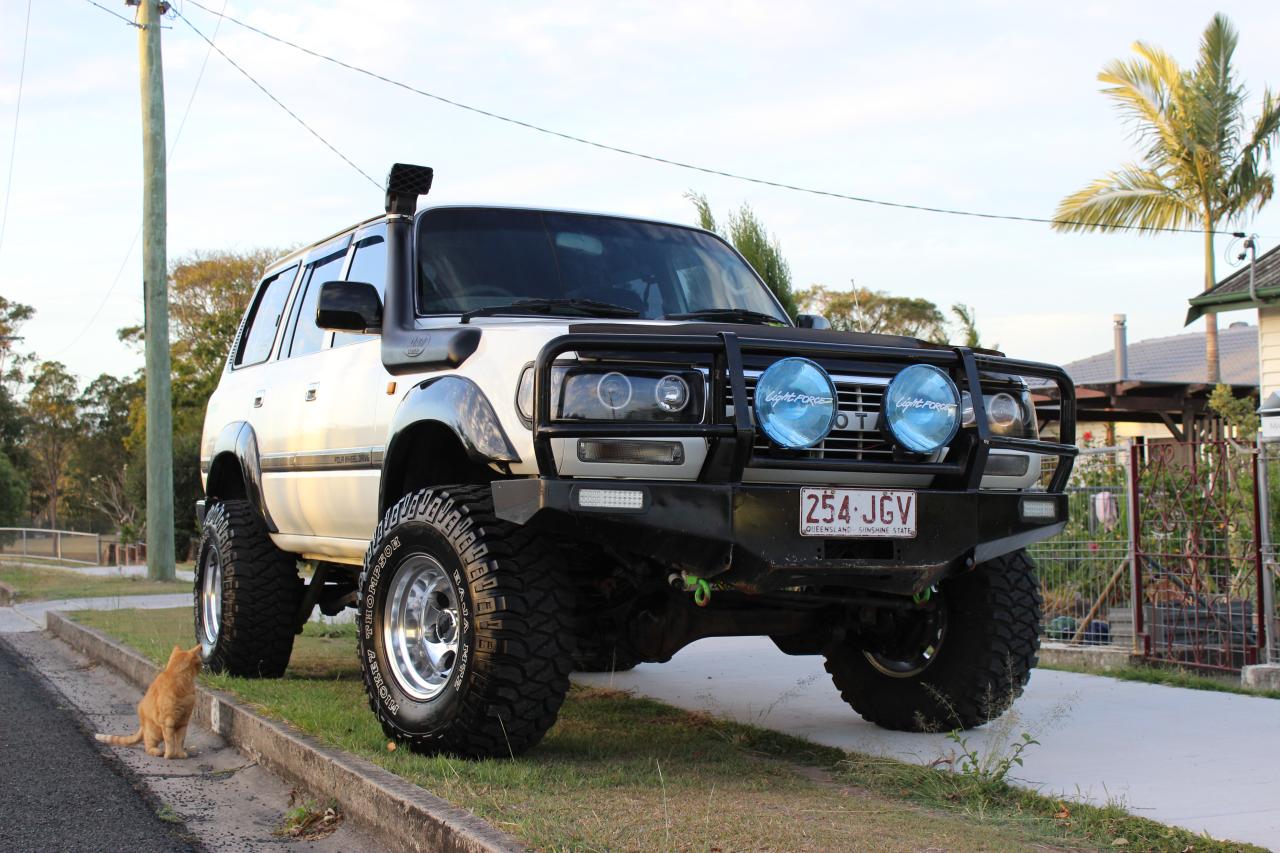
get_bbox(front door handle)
[252,389,265,408]
[305,383,318,402]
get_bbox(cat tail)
[95,728,143,746]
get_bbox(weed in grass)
[155,803,183,825]
[275,791,344,841]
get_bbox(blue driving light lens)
[753,358,837,449]
[884,364,961,454]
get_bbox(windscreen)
[415,207,789,321]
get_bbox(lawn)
[1039,661,1280,700]
[0,564,190,603]
[73,608,1260,853]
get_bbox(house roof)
[1063,323,1257,387]
[1185,242,1280,323]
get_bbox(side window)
[333,232,387,348]
[234,265,297,368]
[286,251,348,359]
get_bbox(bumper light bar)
[576,488,646,511]
[1020,497,1058,522]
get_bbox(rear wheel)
[358,486,575,758]
[194,500,302,678]
[824,549,1042,731]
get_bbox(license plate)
[800,488,917,538]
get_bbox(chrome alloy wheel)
[199,546,223,650]
[384,555,462,701]
[864,605,948,679]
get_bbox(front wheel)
[357,486,575,758]
[824,549,1042,731]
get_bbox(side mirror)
[795,313,830,330]
[317,281,382,333]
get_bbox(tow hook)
[669,572,712,607]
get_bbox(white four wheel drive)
[196,164,1077,758]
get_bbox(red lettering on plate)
[897,494,914,520]
[880,494,894,525]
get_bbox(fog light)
[577,488,645,510]
[1021,497,1058,521]
[577,439,684,465]
[985,454,1030,477]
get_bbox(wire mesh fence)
[0,527,105,566]
[1133,441,1266,672]
[1029,446,1134,650]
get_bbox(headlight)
[883,364,960,454]
[754,357,837,449]
[518,365,703,423]
[958,388,1038,438]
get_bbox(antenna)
[850,279,867,333]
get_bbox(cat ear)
[168,645,183,664]
[188,644,202,656]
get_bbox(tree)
[798,284,948,342]
[0,295,34,392]
[1053,14,1280,382]
[66,373,144,537]
[685,192,799,317]
[0,452,26,526]
[950,303,997,349]
[25,362,79,529]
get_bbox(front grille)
[723,374,895,461]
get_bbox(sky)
[2,0,1280,384]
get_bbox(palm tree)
[1053,14,1280,382]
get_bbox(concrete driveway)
[575,636,1280,849]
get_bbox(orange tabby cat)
[96,644,202,759]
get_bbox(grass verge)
[1040,661,1280,701]
[0,564,189,603]
[73,607,1259,853]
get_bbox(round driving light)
[987,392,1021,431]
[883,364,960,454]
[596,372,632,411]
[654,374,690,412]
[753,357,837,449]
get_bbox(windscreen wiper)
[460,298,641,324]
[663,308,787,326]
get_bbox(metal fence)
[1132,441,1265,672]
[1030,446,1135,651]
[1257,441,1280,664]
[0,527,105,566]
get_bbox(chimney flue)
[1113,314,1128,381]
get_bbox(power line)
[171,7,379,188]
[183,0,1253,239]
[54,0,228,359]
[0,0,34,266]
[80,0,140,28]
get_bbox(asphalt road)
[0,638,193,853]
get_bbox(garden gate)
[1131,441,1267,671]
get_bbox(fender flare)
[203,421,277,533]
[378,376,520,512]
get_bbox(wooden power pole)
[136,0,175,581]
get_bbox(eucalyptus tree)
[1053,13,1280,381]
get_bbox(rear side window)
[286,251,348,358]
[235,264,297,367]
[333,232,387,348]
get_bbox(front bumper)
[492,479,1066,595]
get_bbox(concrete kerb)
[46,611,526,853]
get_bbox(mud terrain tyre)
[194,499,303,678]
[358,485,575,758]
[824,549,1042,732]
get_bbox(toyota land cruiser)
[197,164,1076,758]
